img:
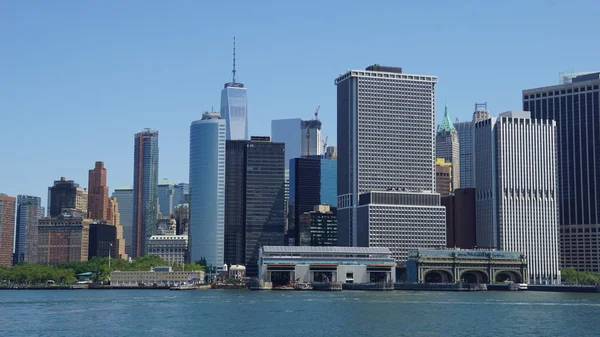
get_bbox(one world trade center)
[220,37,248,140]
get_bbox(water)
[1,290,599,336]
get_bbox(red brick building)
[0,194,16,266]
[88,161,109,221]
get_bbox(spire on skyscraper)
[232,36,236,83]
[437,103,456,133]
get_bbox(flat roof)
[409,249,523,259]
[261,246,391,254]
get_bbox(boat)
[294,282,313,290]
[518,283,528,290]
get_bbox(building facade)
[107,197,127,259]
[335,65,445,257]
[189,112,226,269]
[271,118,302,169]
[474,111,560,284]
[441,188,476,249]
[87,161,109,221]
[455,103,490,189]
[88,222,118,259]
[435,105,460,190]
[301,119,323,157]
[173,203,189,235]
[147,234,188,265]
[325,146,338,160]
[220,43,248,141]
[298,205,337,246]
[435,158,452,197]
[112,185,133,258]
[110,266,204,286]
[36,214,91,264]
[523,73,600,272]
[48,177,88,217]
[157,178,175,218]
[0,194,16,266]
[173,183,189,207]
[132,128,159,257]
[14,195,43,264]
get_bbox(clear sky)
[1,0,599,206]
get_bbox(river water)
[1,289,599,336]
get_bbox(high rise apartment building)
[14,195,43,264]
[224,137,285,276]
[523,73,600,272]
[474,111,560,284]
[157,178,175,218]
[87,161,109,220]
[435,105,460,190]
[132,129,159,257]
[335,65,446,261]
[189,112,226,269]
[455,103,490,188]
[0,194,16,266]
[271,118,302,169]
[48,177,88,217]
[112,185,133,257]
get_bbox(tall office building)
[325,146,338,160]
[335,65,446,261]
[271,118,302,169]
[173,183,189,207]
[220,37,248,140]
[436,105,460,190]
[189,112,226,269]
[523,73,600,272]
[48,177,88,217]
[455,103,490,188]
[132,128,159,257]
[301,119,323,157]
[0,194,16,266]
[474,111,560,284]
[36,214,91,264]
[88,222,118,259]
[112,185,133,257]
[14,195,43,264]
[435,158,452,197]
[298,205,337,246]
[157,178,175,218]
[224,137,285,276]
[288,156,337,245]
[87,161,109,220]
[442,188,476,249]
[107,197,127,259]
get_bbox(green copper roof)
[437,104,456,133]
[158,178,176,186]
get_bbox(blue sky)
[1,0,599,206]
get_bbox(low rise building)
[258,246,396,285]
[298,205,337,246]
[110,266,205,286]
[147,234,188,265]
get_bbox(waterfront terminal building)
[110,266,205,287]
[258,246,396,285]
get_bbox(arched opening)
[460,270,489,284]
[424,270,452,283]
[495,271,523,283]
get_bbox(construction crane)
[305,105,320,156]
[322,136,328,157]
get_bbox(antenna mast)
[232,36,236,83]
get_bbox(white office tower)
[474,111,560,284]
[335,65,446,262]
[301,119,323,157]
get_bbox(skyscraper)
[224,137,285,276]
[48,177,88,217]
[435,158,452,197]
[301,119,323,157]
[0,194,16,266]
[436,105,460,190]
[523,73,600,272]
[189,112,226,269]
[474,111,560,284]
[132,128,159,257]
[335,65,446,261]
[157,178,175,218]
[220,37,248,140]
[87,161,108,220]
[455,103,490,188]
[173,183,189,207]
[107,197,127,259]
[14,195,43,264]
[271,118,302,169]
[112,185,133,257]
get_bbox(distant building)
[441,188,476,249]
[271,118,302,169]
[36,214,91,264]
[147,234,188,265]
[157,178,175,218]
[289,156,337,245]
[224,137,285,276]
[298,205,337,246]
[325,146,337,160]
[107,197,127,259]
[0,194,16,266]
[132,128,159,257]
[455,103,490,188]
[301,119,322,157]
[173,183,189,208]
[436,105,460,190]
[474,111,560,284]
[173,203,189,235]
[88,222,118,259]
[435,158,452,197]
[48,177,88,217]
[112,185,133,258]
[220,39,248,140]
[14,195,43,264]
[189,112,226,269]
[87,161,109,221]
[110,266,204,287]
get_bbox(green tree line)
[561,268,600,285]
[0,256,205,286]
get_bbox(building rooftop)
[437,104,456,133]
[158,178,176,186]
[114,184,133,191]
[408,249,524,260]
[261,246,391,255]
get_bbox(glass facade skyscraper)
[189,112,226,269]
[132,129,159,257]
[157,178,175,218]
[271,118,302,169]
[112,185,133,257]
[14,195,43,264]
[173,183,189,206]
[221,84,248,140]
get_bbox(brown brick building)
[88,161,109,220]
[0,194,16,266]
[441,188,476,249]
[36,214,91,264]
